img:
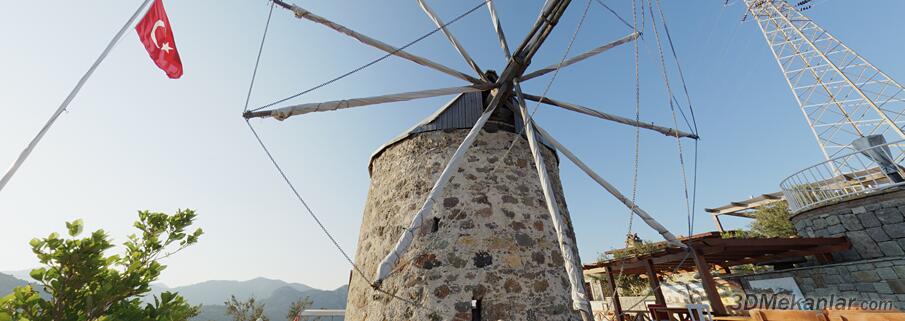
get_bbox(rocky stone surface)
[737,190,905,310]
[736,257,905,310]
[345,129,583,321]
[792,190,905,261]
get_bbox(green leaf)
[28,268,45,282]
[66,219,84,237]
[6,209,203,321]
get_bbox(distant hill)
[0,272,29,296]
[1,269,33,283]
[191,284,347,321]
[0,272,49,300]
[0,273,345,321]
[159,277,313,306]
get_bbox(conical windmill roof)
[368,91,556,175]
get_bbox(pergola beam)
[524,94,699,139]
[243,84,493,120]
[416,0,485,80]
[586,234,851,275]
[272,0,483,84]
[605,265,626,321]
[692,246,728,315]
[644,259,666,306]
[521,32,640,81]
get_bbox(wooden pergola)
[583,232,851,320]
[704,192,784,232]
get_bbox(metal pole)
[0,0,155,194]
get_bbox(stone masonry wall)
[736,257,905,310]
[732,189,905,310]
[791,189,905,262]
[345,128,583,321]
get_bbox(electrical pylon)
[745,0,905,163]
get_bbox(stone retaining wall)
[791,189,905,262]
[734,257,905,310]
[731,189,905,310]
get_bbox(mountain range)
[0,271,346,321]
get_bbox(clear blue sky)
[2,0,905,290]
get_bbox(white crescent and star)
[150,20,173,54]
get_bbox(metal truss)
[745,0,905,164]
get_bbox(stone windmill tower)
[350,91,584,320]
[244,0,696,320]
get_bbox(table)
[649,306,699,321]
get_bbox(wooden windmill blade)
[246,1,700,320]
[271,0,484,84]
[416,0,486,80]
[533,123,685,247]
[243,84,494,120]
[363,2,603,319]
[486,0,512,59]
[521,32,640,81]
[522,93,699,138]
[512,81,595,316]
[484,8,598,313]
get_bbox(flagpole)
[0,0,155,194]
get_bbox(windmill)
[242,1,697,320]
[744,0,905,165]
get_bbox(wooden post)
[711,214,725,232]
[644,259,666,306]
[605,265,625,321]
[691,247,727,315]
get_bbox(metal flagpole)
[0,0,155,194]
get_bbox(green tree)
[286,297,312,321]
[0,209,203,321]
[225,295,267,321]
[748,202,797,238]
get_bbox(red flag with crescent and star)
[135,0,183,79]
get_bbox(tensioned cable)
[244,123,364,278]
[490,0,593,175]
[613,0,641,297]
[243,1,275,113]
[655,0,698,134]
[696,0,730,71]
[592,0,633,30]
[627,0,642,259]
[655,0,701,234]
[243,122,437,312]
[610,0,702,313]
[249,0,489,113]
[240,2,440,313]
[646,0,695,237]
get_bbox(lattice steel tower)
[745,0,905,162]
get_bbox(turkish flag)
[135,0,183,79]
